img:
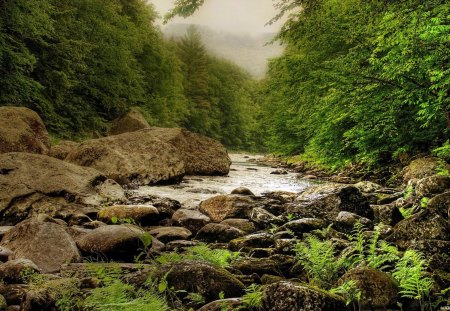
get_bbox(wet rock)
[197,298,243,311]
[0,247,12,263]
[339,267,398,310]
[0,259,40,284]
[416,175,450,197]
[149,237,165,254]
[148,227,192,243]
[231,257,281,276]
[271,169,288,175]
[371,204,404,226]
[427,192,450,219]
[98,205,160,226]
[0,227,13,241]
[128,195,182,219]
[65,130,185,186]
[107,107,150,136]
[281,218,327,234]
[275,239,297,255]
[390,210,450,249]
[250,208,283,227]
[412,239,450,271]
[196,223,244,243]
[144,127,231,175]
[262,281,347,311]
[0,216,81,273]
[0,284,28,306]
[157,261,245,302]
[229,233,275,252]
[402,157,448,183]
[165,240,197,251]
[354,181,383,193]
[48,140,79,160]
[231,187,255,196]
[287,184,372,223]
[0,153,125,225]
[0,107,50,155]
[220,219,256,234]
[199,195,256,222]
[172,209,211,234]
[263,191,297,204]
[334,211,373,233]
[76,224,147,261]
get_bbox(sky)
[150,0,285,36]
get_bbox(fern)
[241,284,264,310]
[330,280,361,308]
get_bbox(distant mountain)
[161,23,284,78]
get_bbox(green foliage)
[240,284,264,310]
[404,185,415,199]
[433,141,450,161]
[393,250,433,310]
[329,280,361,307]
[155,244,240,268]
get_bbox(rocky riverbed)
[0,106,449,311]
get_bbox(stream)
[132,154,315,208]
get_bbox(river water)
[133,154,314,208]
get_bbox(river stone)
[197,298,243,311]
[371,204,404,226]
[0,259,40,284]
[287,184,372,223]
[220,218,256,234]
[281,218,327,234]
[334,211,373,233]
[0,216,81,273]
[171,209,211,234]
[156,261,245,302]
[0,153,125,225]
[196,223,244,243]
[148,227,192,243]
[354,181,383,193]
[415,175,450,197]
[262,281,347,311]
[402,157,448,183]
[231,257,281,276]
[339,268,398,310]
[390,209,450,249]
[76,225,146,261]
[427,192,450,219]
[107,107,150,136]
[144,127,231,175]
[228,233,275,252]
[66,130,185,185]
[98,205,160,226]
[231,187,255,196]
[0,107,50,155]
[250,207,283,226]
[199,195,257,222]
[49,140,79,160]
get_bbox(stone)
[76,224,147,261]
[354,181,383,193]
[231,187,255,196]
[0,217,81,273]
[144,127,231,175]
[271,169,288,175]
[229,233,275,252]
[0,153,125,225]
[249,208,283,227]
[371,204,404,226]
[156,261,245,302]
[334,211,373,233]
[0,247,12,263]
[98,205,160,226]
[339,268,398,310]
[199,195,256,222]
[48,140,79,160]
[287,184,373,223]
[262,281,347,311]
[196,223,244,243]
[416,175,450,197]
[65,130,185,186]
[165,240,197,251]
[148,227,192,243]
[281,218,328,234]
[171,209,211,234]
[231,257,281,276]
[0,259,40,284]
[197,298,243,311]
[220,219,256,234]
[107,107,150,136]
[427,192,450,219]
[402,157,448,183]
[0,107,50,155]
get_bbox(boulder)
[0,259,40,284]
[196,223,244,243]
[48,140,78,160]
[156,261,245,302]
[228,233,275,252]
[0,107,50,155]
[371,204,404,226]
[220,219,256,234]
[334,211,373,233]
[250,208,283,227]
[415,175,450,197]
[171,209,211,234]
[199,195,257,222]
[144,127,231,175]
[287,184,372,223]
[354,181,383,193]
[231,187,255,196]
[262,281,347,311]
[65,130,185,185]
[427,192,450,219]
[148,227,192,243]
[197,298,243,311]
[98,205,160,226]
[76,225,147,261]
[107,107,150,136]
[339,268,398,310]
[281,218,327,234]
[0,217,81,273]
[231,257,281,276]
[402,157,449,183]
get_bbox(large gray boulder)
[0,153,125,225]
[144,127,231,175]
[0,216,82,273]
[107,107,150,136]
[0,107,50,155]
[65,130,185,185]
